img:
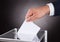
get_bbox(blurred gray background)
[1,0,60,42]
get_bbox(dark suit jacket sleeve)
[52,0,60,16]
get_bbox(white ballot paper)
[18,20,40,41]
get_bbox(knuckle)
[29,8,33,11]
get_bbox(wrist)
[44,5,50,15]
[47,3,55,16]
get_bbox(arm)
[25,0,60,22]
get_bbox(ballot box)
[0,28,47,42]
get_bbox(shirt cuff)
[47,3,55,16]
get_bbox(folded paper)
[18,20,40,41]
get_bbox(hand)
[25,5,50,22]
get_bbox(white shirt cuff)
[47,3,55,16]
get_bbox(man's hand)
[25,5,50,22]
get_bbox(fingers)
[25,8,37,22]
[27,14,37,22]
[25,9,33,19]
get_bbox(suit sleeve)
[52,0,60,16]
